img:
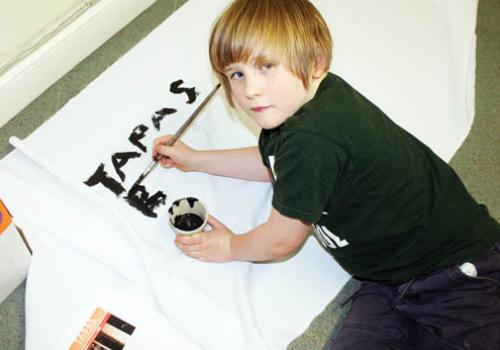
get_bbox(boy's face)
[223,61,319,129]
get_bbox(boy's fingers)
[175,233,203,246]
[159,157,174,168]
[154,134,174,145]
[207,215,225,229]
[176,242,201,258]
[157,145,178,159]
[153,135,175,155]
[177,243,200,255]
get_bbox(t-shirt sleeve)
[271,131,347,224]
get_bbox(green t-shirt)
[259,73,500,284]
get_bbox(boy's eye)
[262,62,275,70]
[229,71,243,79]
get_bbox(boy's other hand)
[174,215,234,262]
[153,134,198,172]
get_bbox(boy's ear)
[312,66,327,80]
[311,57,329,80]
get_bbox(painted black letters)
[84,163,125,196]
[112,152,141,181]
[125,185,167,218]
[128,124,148,153]
[170,79,198,104]
[152,107,177,131]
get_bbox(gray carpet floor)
[1,1,498,349]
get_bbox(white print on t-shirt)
[314,224,349,249]
[313,212,349,249]
[268,156,277,180]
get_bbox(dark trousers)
[330,240,500,350]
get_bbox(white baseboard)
[0,0,156,128]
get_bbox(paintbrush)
[131,83,221,188]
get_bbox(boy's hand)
[153,134,198,172]
[174,215,234,262]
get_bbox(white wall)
[0,0,156,127]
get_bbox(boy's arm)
[153,134,272,182]
[175,208,312,262]
[195,147,272,182]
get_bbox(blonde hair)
[209,0,332,107]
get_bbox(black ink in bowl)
[174,213,204,231]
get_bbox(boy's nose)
[244,75,262,99]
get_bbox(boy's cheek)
[230,90,245,106]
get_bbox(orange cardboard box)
[0,199,32,303]
[69,307,135,350]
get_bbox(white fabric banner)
[0,0,477,349]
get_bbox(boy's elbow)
[261,217,311,259]
[267,239,303,259]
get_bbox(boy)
[153,0,500,348]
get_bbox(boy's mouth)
[250,106,269,113]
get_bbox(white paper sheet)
[0,0,477,349]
